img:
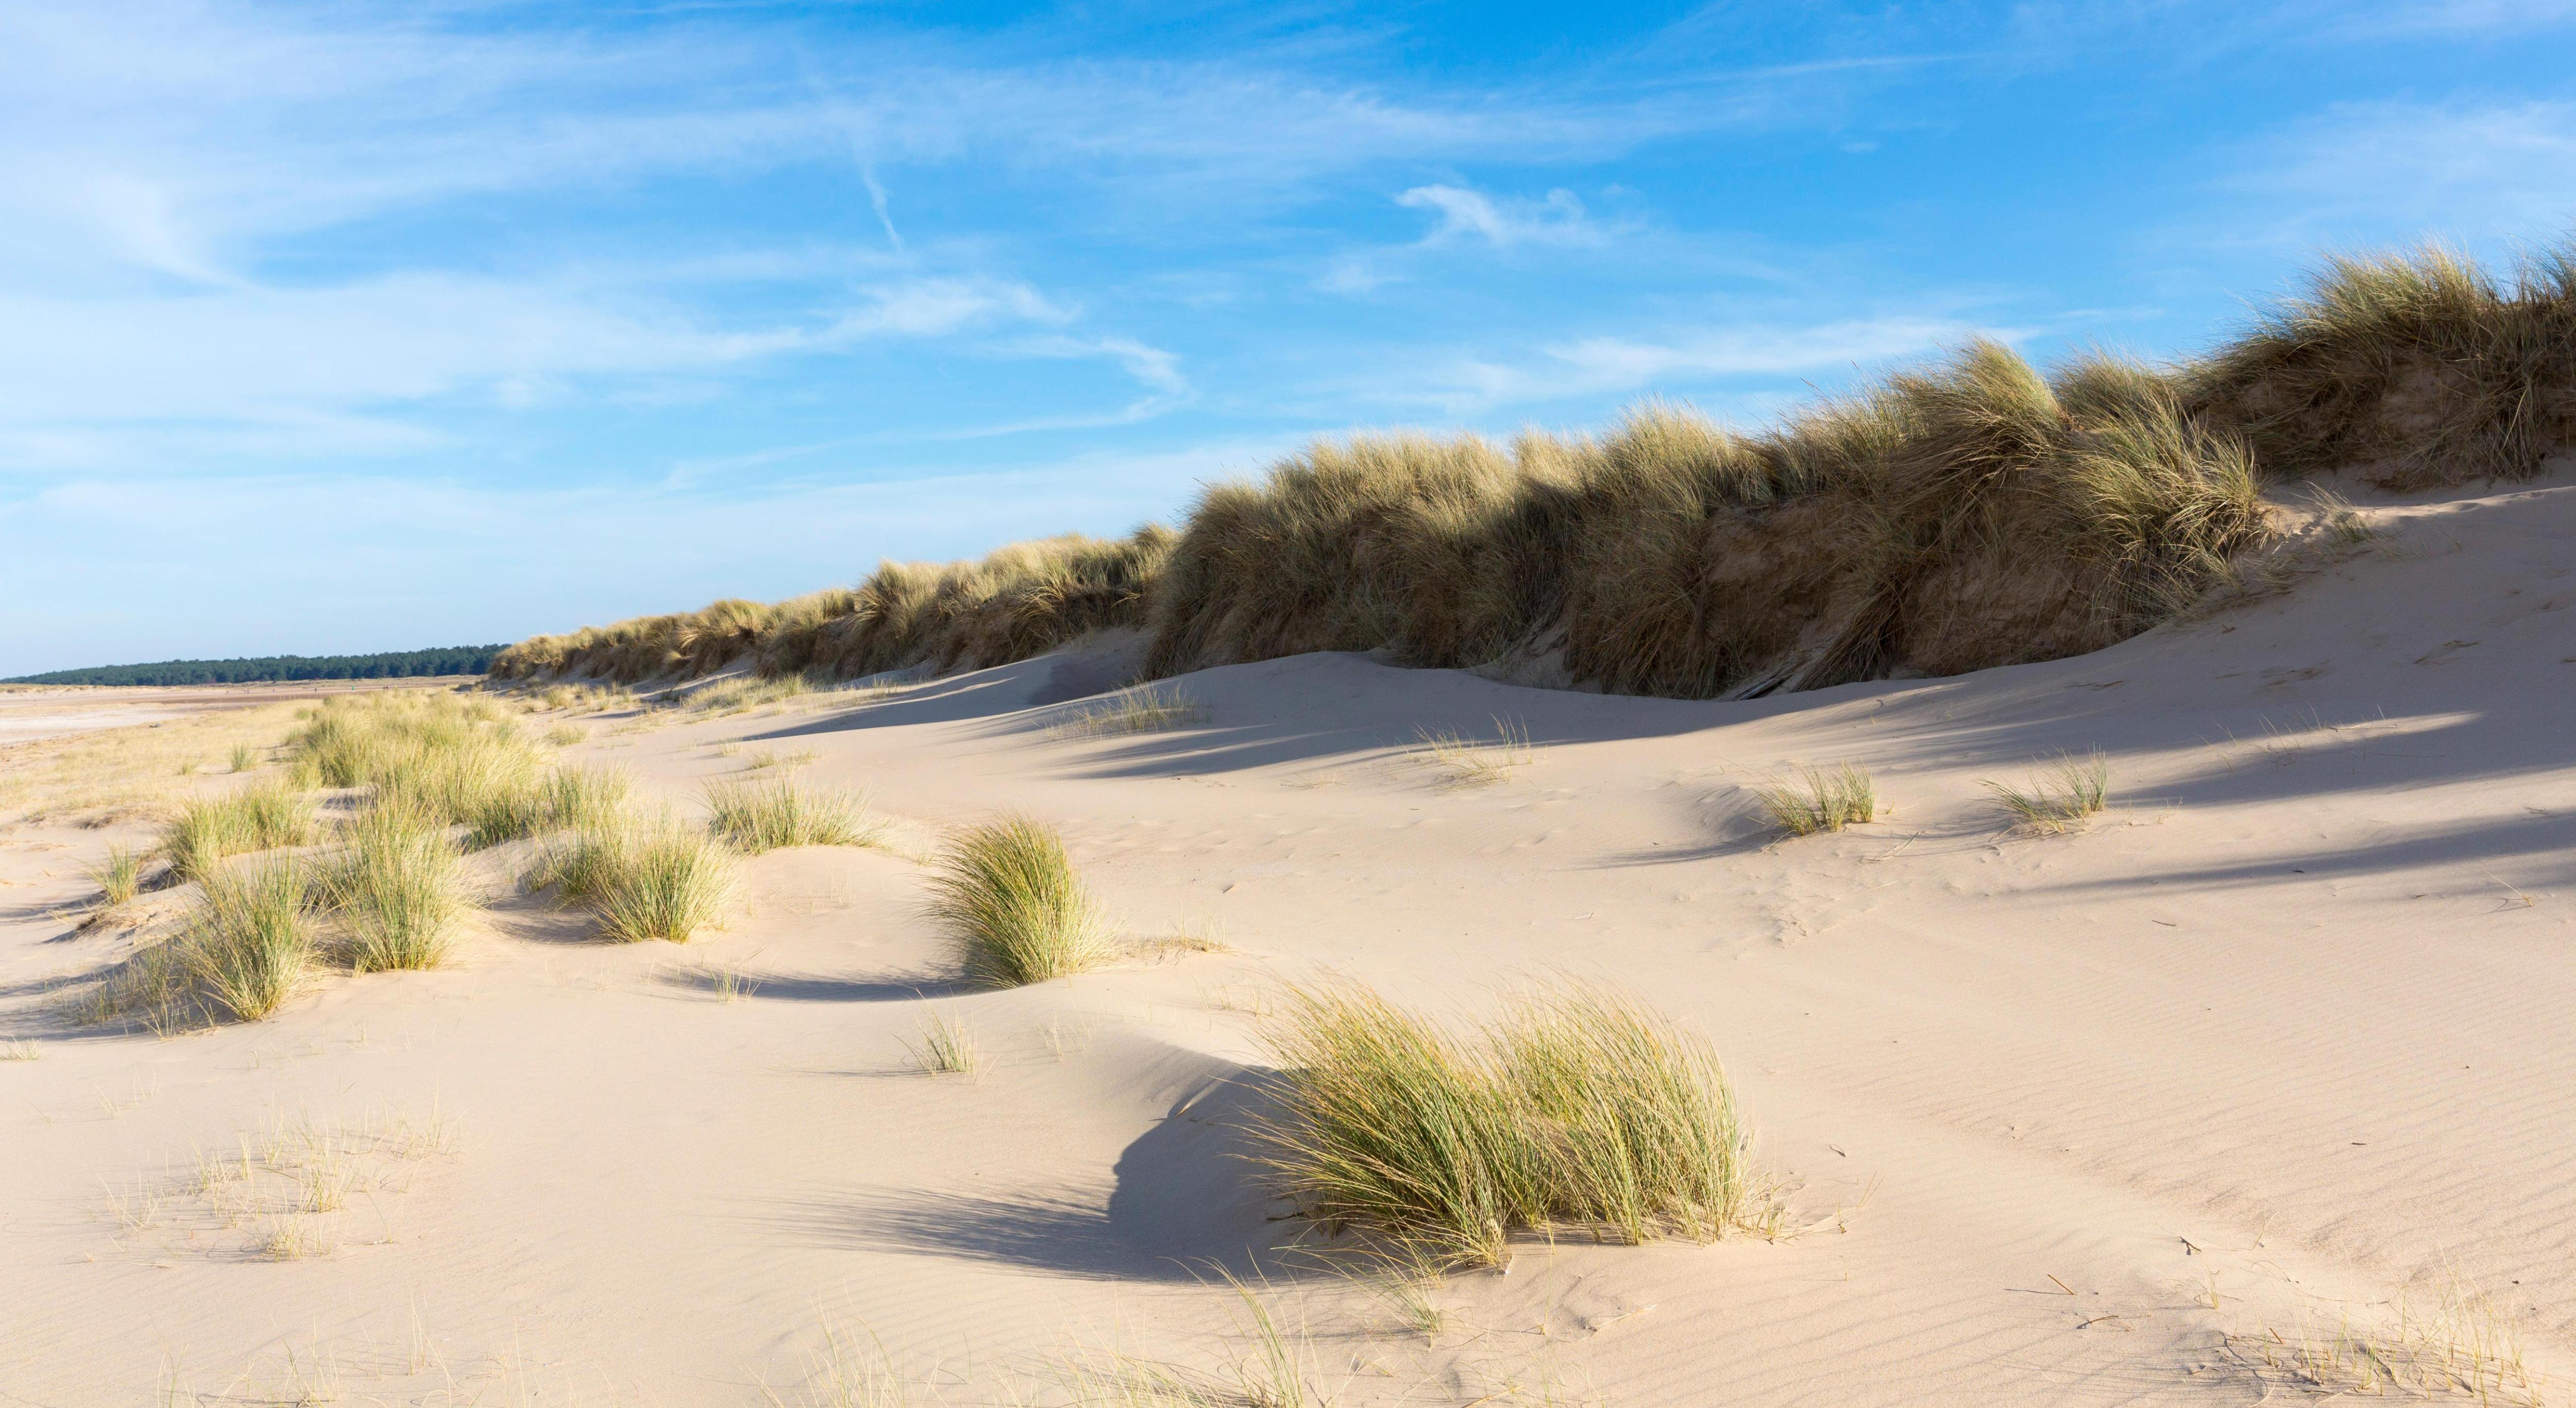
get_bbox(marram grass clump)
[924,816,1109,987]
[314,801,465,972]
[532,813,739,943]
[82,844,143,915]
[84,861,318,1028]
[1251,979,1754,1269]
[701,777,878,854]
[160,783,316,885]
[1755,765,1877,837]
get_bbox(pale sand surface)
[3,474,2572,1405]
[0,681,431,745]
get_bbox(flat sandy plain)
[2,472,2571,1406]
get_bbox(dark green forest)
[6,645,507,687]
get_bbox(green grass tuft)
[183,862,317,1022]
[85,861,320,1028]
[316,802,465,972]
[702,777,877,853]
[532,813,738,943]
[1982,751,2112,834]
[924,816,1108,987]
[1251,979,1752,1269]
[1754,765,1877,837]
[905,1010,981,1076]
[160,783,316,885]
[82,844,143,911]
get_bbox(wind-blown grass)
[161,783,316,885]
[1983,751,2112,834]
[286,694,625,850]
[532,813,738,943]
[545,765,632,833]
[83,844,142,911]
[702,777,877,853]
[288,694,548,847]
[924,817,1109,987]
[1250,979,1752,1269]
[315,802,464,972]
[490,236,2576,705]
[86,861,318,1027]
[1754,765,1877,837]
[1047,681,1209,738]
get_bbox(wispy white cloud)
[0,273,1070,471]
[1321,182,1617,293]
[2210,99,2576,250]
[1380,315,1985,415]
[1398,185,1606,248]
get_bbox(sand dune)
[3,468,2571,1405]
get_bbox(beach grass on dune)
[533,812,738,943]
[86,860,319,1028]
[477,237,2576,706]
[82,843,142,912]
[1755,765,1877,837]
[160,782,316,885]
[1983,751,2112,833]
[183,862,317,1022]
[1250,979,1751,1268]
[1047,681,1209,739]
[925,816,1108,987]
[545,764,633,834]
[314,800,465,972]
[701,777,878,853]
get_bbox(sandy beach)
[3,469,2571,1406]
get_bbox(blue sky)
[5,1,2574,675]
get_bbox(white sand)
[3,471,2571,1405]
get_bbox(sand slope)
[3,472,2572,1405]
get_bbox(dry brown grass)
[486,235,2576,705]
[2193,243,2576,489]
[491,528,1171,686]
[0,699,309,826]
[1146,352,2263,696]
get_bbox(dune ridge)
[495,243,2574,698]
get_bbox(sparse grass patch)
[1,1040,37,1061]
[703,777,878,854]
[1049,682,1210,739]
[744,747,819,770]
[160,783,316,885]
[0,698,307,826]
[1754,764,1877,837]
[252,1214,334,1261]
[925,816,1109,987]
[82,843,143,913]
[684,672,814,716]
[544,724,585,747]
[2233,1278,2545,1406]
[315,802,464,972]
[1411,718,1535,789]
[1982,751,2112,834]
[1252,978,1753,1269]
[86,861,320,1027]
[229,743,258,773]
[905,1009,981,1076]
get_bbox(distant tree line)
[6,645,509,687]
